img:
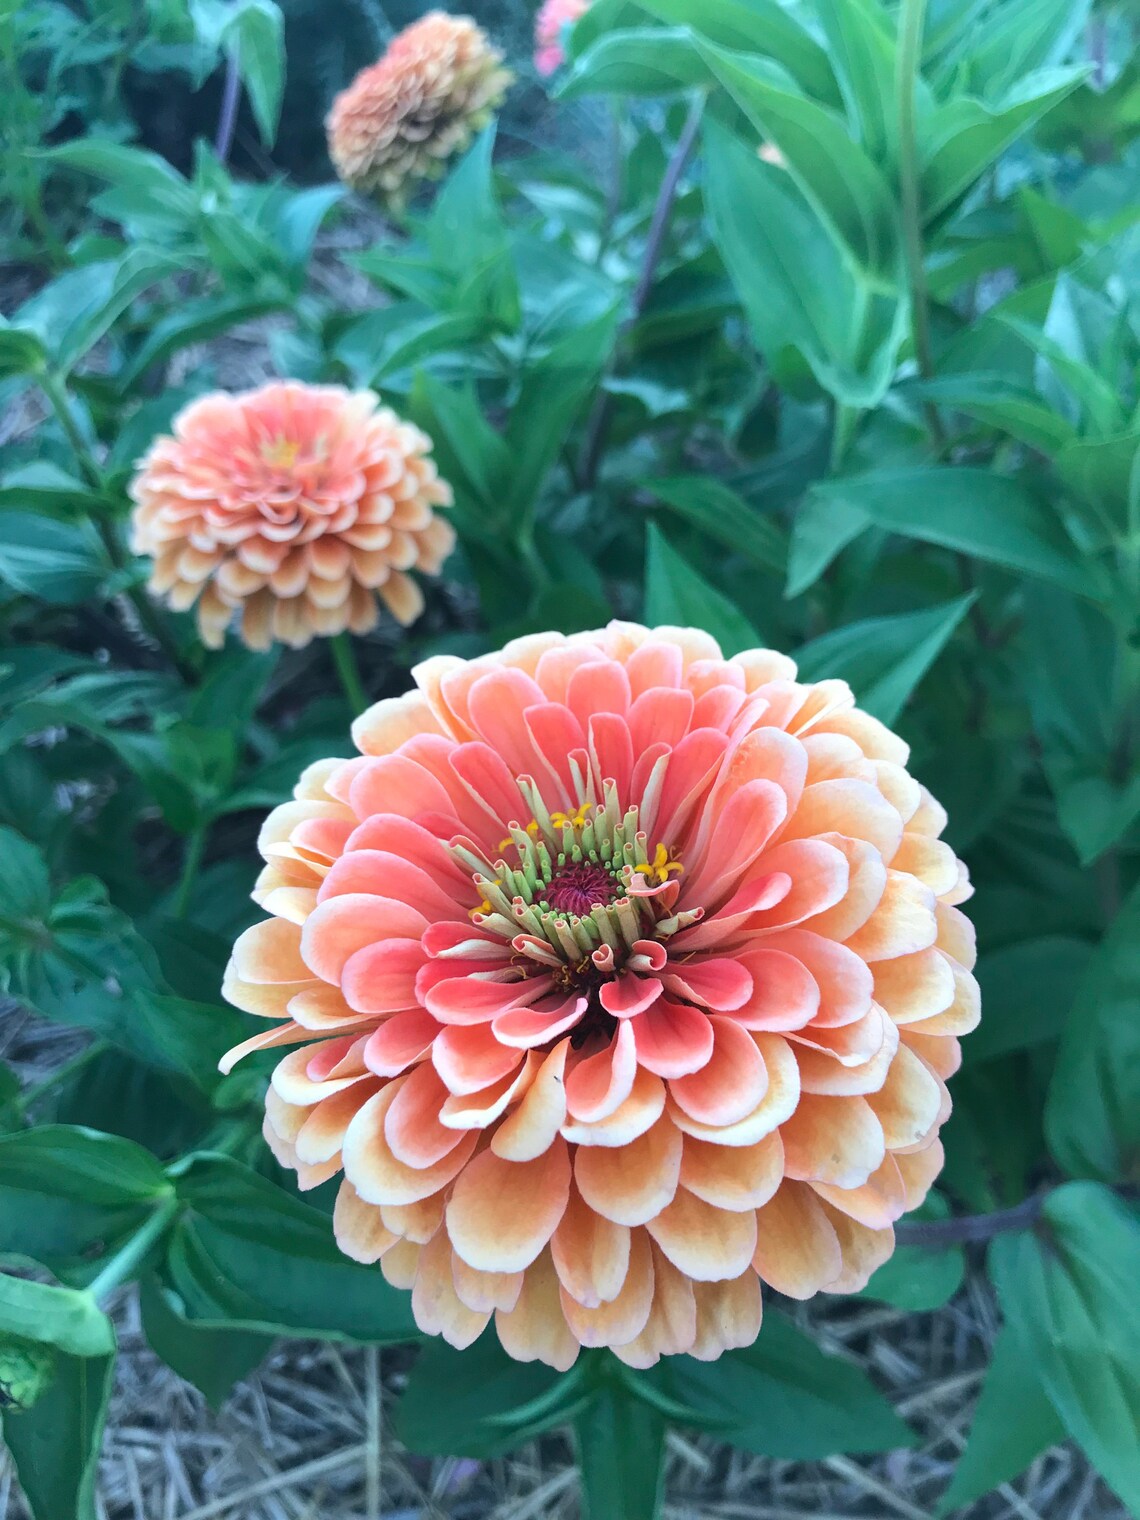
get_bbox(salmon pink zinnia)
[534,0,591,76]
[222,624,980,1368]
[327,12,512,199]
[129,382,454,651]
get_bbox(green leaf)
[921,68,1087,220]
[226,0,286,147]
[633,0,840,104]
[560,25,711,96]
[0,512,107,604]
[971,936,1093,1063]
[817,0,897,161]
[785,493,869,597]
[577,1382,666,1520]
[697,39,899,279]
[1045,883,1140,1183]
[399,1333,580,1457]
[990,1181,1140,1514]
[502,307,619,524]
[939,1322,1065,1513]
[0,323,46,379]
[901,374,1078,453]
[703,118,905,408]
[795,595,975,725]
[407,373,512,517]
[0,1274,116,1520]
[860,1193,965,1311]
[0,1126,171,1281]
[167,1156,419,1343]
[656,1312,914,1457]
[17,248,180,375]
[1023,590,1140,864]
[0,462,111,521]
[139,1277,270,1409]
[117,293,286,391]
[645,523,758,655]
[644,475,786,572]
[798,467,1101,598]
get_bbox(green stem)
[829,402,861,471]
[172,826,207,918]
[896,0,944,443]
[39,374,198,682]
[87,1195,180,1305]
[331,632,368,715]
[14,1039,109,1119]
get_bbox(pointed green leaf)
[795,595,976,725]
[1045,883,1140,1183]
[939,1322,1065,1513]
[645,523,758,655]
[990,1182,1140,1514]
[577,1384,666,1520]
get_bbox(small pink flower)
[534,0,591,76]
[129,382,454,650]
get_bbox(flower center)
[450,780,698,974]
[543,861,619,917]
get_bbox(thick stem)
[331,632,369,715]
[215,51,243,164]
[87,1195,180,1304]
[172,826,208,918]
[577,94,706,490]
[896,0,944,443]
[829,402,861,472]
[896,1183,1140,1248]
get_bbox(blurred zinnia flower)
[534,0,590,76]
[222,623,979,1368]
[327,12,512,199]
[130,382,454,650]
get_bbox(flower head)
[327,12,512,199]
[129,382,454,651]
[534,0,591,76]
[222,624,979,1368]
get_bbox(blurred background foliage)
[1,0,1140,1516]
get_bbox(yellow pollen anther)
[499,818,545,852]
[635,842,684,886]
[261,435,302,470]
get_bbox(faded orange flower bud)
[327,12,512,200]
[129,382,454,651]
[534,0,591,76]
[222,624,979,1367]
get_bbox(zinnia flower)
[326,12,512,199]
[222,623,979,1368]
[534,0,590,76]
[129,382,454,651]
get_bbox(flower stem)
[331,632,368,715]
[87,1195,180,1305]
[895,1182,1140,1247]
[577,93,706,490]
[896,0,944,443]
[172,826,208,918]
[215,51,243,164]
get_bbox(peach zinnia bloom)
[130,382,454,651]
[222,623,979,1368]
[534,0,590,76]
[327,13,512,199]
